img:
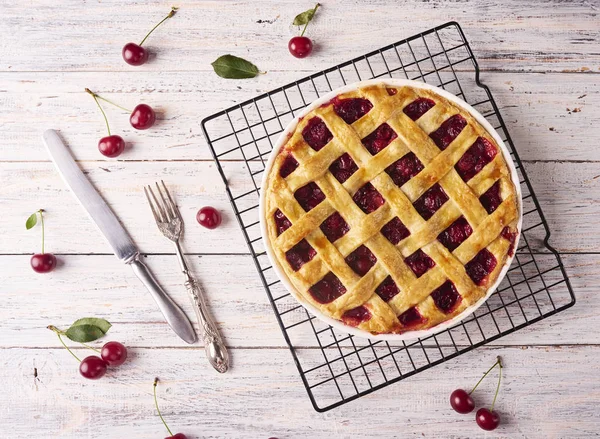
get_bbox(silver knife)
[42,129,197,344]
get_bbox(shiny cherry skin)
[30,253,57,273]
[122,42,149,66]
[98,135,125,158]
[196,206,222,229]
[450,388,475,414]
[130,104,156,130]
[101,341,128,367]
[79,356,108,380]
[288,36,313,58]
[166,434,188,439]
[476,408,500,431]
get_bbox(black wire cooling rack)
[201,21,576,412]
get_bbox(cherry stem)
[48,326,81,363]
[38,209,45,254]
[140,7,178,46]
[469,356,501,395]
[86,88,111,136]
[80,342,101,354]
[85,88,131,113]
[490,357,503,412]
[153,378,173,436]
[300,3,320,37]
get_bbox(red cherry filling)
[341,305,372,326]
[430,280,462,313]
[465,248,497,286]
[345,245,377,276]
[455,137,497,182]
[362,123,398,155]
[479,181,502,214]
[398,306,425,327]
[413,184,449,220]
[385,152,425,187]
[380,217,411,245]
[386,88,398,96]
[329,153,358,183]
[309,273,346,304]
[320,212,350,243]
[501,226,518,256]
[353,182,385,214]
[438,216,473,251]
[375,275,400,302]
[302,117,333,151]
[280,154,299,178]
[429,114,467,150]
[294,182,325,212]
[332,97,373,124]
[403,97,436,121]
[285,239,317,271]
[274,209,292,236]
[405,249,436,278]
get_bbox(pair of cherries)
[79,341,128,380]
[450,356,503,431]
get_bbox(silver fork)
[144,181,229,373]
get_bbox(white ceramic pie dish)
[259,78,523,341]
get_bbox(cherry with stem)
[28,209,57,273]
[476,357,503,431]
[154,378,187,439]
[86,88,125,158]
[86,88,156,130]
[450,356,502,415]
[289,3,320,59]
[123,7,178,66]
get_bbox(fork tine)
[161,180,181,219]
[148,185,167,222]
[144,186,163,224]
[155,182,174,221]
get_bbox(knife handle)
[129,255,197,344]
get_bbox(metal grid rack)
[201,21,576,412]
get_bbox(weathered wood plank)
[1,161,599,254]
[0,253,586,348]
[0,72,597,162]
[3,345,600,438]
[1,0,599,73]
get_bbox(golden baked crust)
[263,83,519,335]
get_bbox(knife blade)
[42,129,197,344]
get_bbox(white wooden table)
[1,1,599,437]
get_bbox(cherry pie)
[262,81,520,336]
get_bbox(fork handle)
[185,274,229,373]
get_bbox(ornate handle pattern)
[185,275,229,373]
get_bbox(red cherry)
[166,434,188,439]
[288,36,313,58]
[450,389,475,414]
[79,356,108,380]
[98,135,125,158]
[30,253,57,273]
[476,408,500,430]
[196,207,222,229]
[122,42,149,66]
[130,104,156,130]
[101,341,128,367]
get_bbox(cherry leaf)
[26,212,38,230]
[65,317,112,342]
[211,55,260,79]
[292,3,320,26]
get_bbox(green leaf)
[211,55,260,79]
[292,3,320,26]
[26,212,37,230]
[65,317,112,342]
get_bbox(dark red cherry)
[196,206,222,229]
[450,389,475,414]
[288,36,313,58]
[79,356,108,380]
[98,135,125,158]
[166,434,188,439]
[101,341,128,367]
[30,253,57,273]
[130,104,156,130]
[476,408,500,431]
[122,42,149,66]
